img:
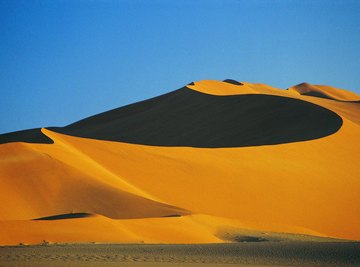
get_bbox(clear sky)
[1,0,360,134]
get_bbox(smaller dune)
[288,82,360,102]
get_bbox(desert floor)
[1,242,360,267]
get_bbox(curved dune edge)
[188,80,360,126]
[1,80,357,146]
[188,79,360,102]
[0,214,339,246]
[1,80,353,147]
[0,92,344,148]
[0,128,53,144]
[0,133,190,220]
[288,82,360,102]
[0,79,360,245]
[187,80,290,97]
[49,90,343,148]
[1,120,358,242]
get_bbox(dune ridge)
[50,90,343,148]
[0,132,189,221]
[288,82,360,101]
[0,79,360,245]
[0,87,344,147]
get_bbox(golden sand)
[0,80,359,245]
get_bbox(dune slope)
[1,88,343,148]
[288,82,360,102]
[0,138,188,221]
[0,79,359,245]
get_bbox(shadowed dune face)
[53,88,342,148]
[0,79,359,245]
[302,90,335,100]
[1,88,342,147]
[0,128,53,144]
[303,91,360,103]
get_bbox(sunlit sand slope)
[0,79,359,245]
[189,79,360,102]
[288,82,360,101]
[0,141,188,220]
[0,215,224,245]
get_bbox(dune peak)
[288,82,360,102]
[1,78,360,245]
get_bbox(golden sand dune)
[0,140,188,221]
[288,82,360,101]
[189,79,360,101]
[0,79,359,245]
[189,80,360,125]
[0,215,223,245]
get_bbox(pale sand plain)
[1,242,360,267]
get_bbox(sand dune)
[51,90,343,147]
[0,79,360,247]
[0,213,345,246]
[288,82,360,101]
[0,139,188,221]
[0,215,224,245]
[0,86,344,148]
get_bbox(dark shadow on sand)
[302,91,360,103]
[0,128,53,144]
[1,87,343,148]
[52,87,342,148]
[223,79,244,85]
[33,213,93,221]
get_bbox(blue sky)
[1,0,360,134]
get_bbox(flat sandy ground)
[1,242,360,266]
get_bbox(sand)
[49,89,343,148]
[0,79,359,246]
[288,82,360,101]
[1,242,360,267]
[0,88,344,148]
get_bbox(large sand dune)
[0,79,359,246]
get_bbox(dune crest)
[0,79,360,245]
[0,131,189,221]
[187,79,299,98]
[187,80,360,125]
[288,82,360,101]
